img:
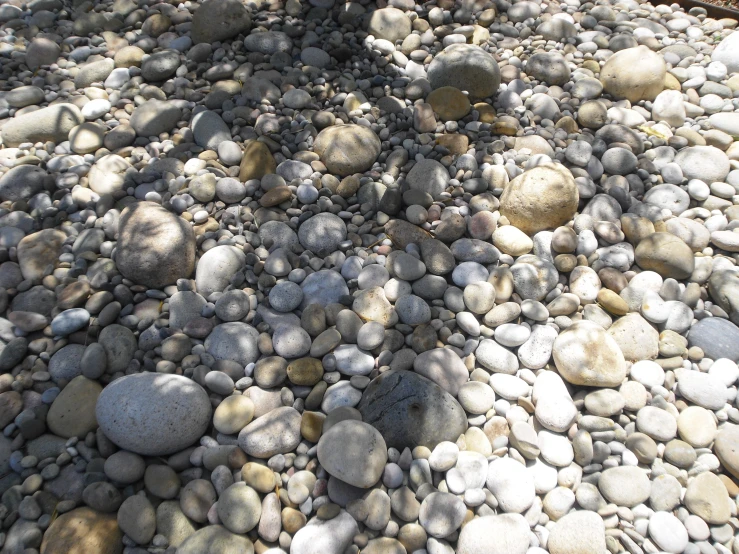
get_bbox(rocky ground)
[0,0,738,553]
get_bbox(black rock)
[357,369,468,450]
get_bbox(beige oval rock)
[499,163,578,235]
[1,103,84,147]
[714,425,739,480]
[684,471,731,524]
[635,232,695,280]
[17,229,66,281]
[40,507,122,554]
[600,46,666,103]
[313,125,381,176]
[553,321,627,387]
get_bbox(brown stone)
[473,102,496,124]
[47,376,102,438]
[282,507,307,534]
[57,280,92,310]
[0,391,22,428]
[259,186,292,207]
[287,358,324,386]
[41,507,123,554]
[427,87,471,121]
[436,134,469,155]
[301,411,325,443]
[239,140,276,182]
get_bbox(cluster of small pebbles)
[0,0,739,552]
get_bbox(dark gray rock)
[357,369,468,450]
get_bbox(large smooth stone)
[290,511,359,554]
[357,370,468,450]
[313,125,381,176]
[238,406,301,458]
[317,420,388,488]
[600,46,665,102]
[499,163,578,235]
[116,202,195,288]
[40,507,122,554]
[195,245,246,298]
[96,373,211,456]
[175,525,253,554]
[205,322,260,367]
[553,321,627,387]
[714,425,739,480]
[1,103,83,147]
[47,376,101,439]
[191,0,251,44]
[427,44,501,100]
[688,317,739,362]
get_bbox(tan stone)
[41,507,123,554]
[287,358,324,386]
[301,411,325,443]
[242,462,276,494]
[427,87,471,121]
[684,472,731,525]
[17,229,66,281]
[47,376,102,439]
[239,140,276,182]
[259,186,292,207]
[597,289,628,316]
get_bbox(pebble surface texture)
[0,0,738,553]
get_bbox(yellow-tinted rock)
[301,411,325,442]
[242,462,276,493]
[664,72,681,90]
[597,288,629,316]
[41,507,123,554]
[239,140,276,182]
[473,102,496,123]
[287,358,324,386]
[47,376,102,438]
[436,134,469,155]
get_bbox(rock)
[714,425,739,480]
[141,50,180,81]
[238,406,301,458]
[96,373,211,456]
[47,376,101,439]
[635,233,694,280]
[713,31,739,73]
[598,466,651,507]
[88,154,132,195]
[317,420,387,488]
[357,370,467,450]
[1,103,83,147]
[486,458,535,513]
[600,46,665,102]
[40,507,122,554]
[607,313,659,361]
[191,0,251,43]
[299,213,347,257]
[243,31,292,54]
[176,525,253,554]
[684,471,731,524]
[677,369,726,410]
[290,511,359,554]
[548,511,607,554]
[0,391,22,428]
[457,514,530,554]
[0,165,48,203]
[413,347,468,396]
[116,202,195,288]
[418,491,466,538]
[239,140,276,181]
[195,245,246,298]
[217,483,261,533]
[213,395,254,435]
[130,100,182,137]
[26,37,61,70]
[526,52,571,86]
[313,125,381,176]
[17,229,65,281]
[649,511,688,554]
[117,496,156,546]
[428,44,501,100]
[367,7,411,42]
[553,321,627,387]
[674,146,730,184]
[427,87,471,121]
[499,163,579,235]
[688,317,739,362]
[191,110,230,150]
[303,269,351,308]
[407,159,449,200]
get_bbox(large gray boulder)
[427,44,501,100]
[191,0,252,44]
[96,373,211,456]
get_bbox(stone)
[709,270,739,325]
[0,165,48,203]
[239,140,276,181]
[427,87,471,121]
[192,110,230,150]
[96,373,211,456]
[290,511,359,554]
[553,321,627,387]
[47,376,101,439]
[88,154,132,195]
[367,8,411,42]
[217,483,261,533]
[357,370,468,450]
[548,511,607,554]
[413,347,469,395]
[238,406,301,458]
[299,213,347,257]
[418,491,466,538]
[244,31,292,54]
[714,425,739,480]
[607,313,659,361]
[600,46,666,102]
[407,159,449,200]
[499,164,579,235]
[313,125,381,176]
[176,526,253,554]
[527,52,571,86]
[213,395,254,435]
[486,458,535,513]
[1,103,83,147]
[317,420,387,488]
[688,317,739,362]
[713,31,739,74]
[635,233,694,280]
[130,100,182,137]
[17,229,65,281]
[116,202,195,288]
[428,44,501,100]
[117,496,156,545]
[598,466,651,507]
[40,507,122,554]
[649,512,688,554]
[674,146,730,184]
[457,514,530,554]
[684,472,731,524]
[196,245,246,298]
